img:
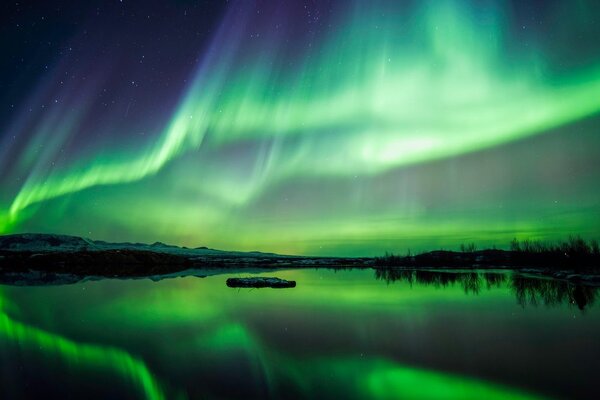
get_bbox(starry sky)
[1,0,599,256]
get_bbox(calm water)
[0,269,599,400]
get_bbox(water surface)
[1,269,598,399]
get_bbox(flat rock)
[226,277,296,288]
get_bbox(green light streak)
[0,291,166,400]
[3,0,600,245]
[1,270,566,398]
[360,360,543,400]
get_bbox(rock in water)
[226,277,296,288]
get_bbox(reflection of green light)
[0,292,166,400]
[198,323,280,396]
[192,318,543,400]
[2,1,600,254]
[0,271,555,399]
[358,360,542,400]
[297,358,545,399]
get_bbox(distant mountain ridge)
[0,233,281,258]
[0,233,94,252]
[0,233,366,283]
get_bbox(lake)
[0,269,598,399]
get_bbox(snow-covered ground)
[0,233,293,259]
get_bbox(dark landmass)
[375,237,600,271]
[226,277,296,288]
[0,233,599,286]
[0,233,367,274]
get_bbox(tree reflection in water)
[374,268,597,310]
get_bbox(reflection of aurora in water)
[0,289,166,400]
[187,321,542,399]
[1,271,579,399]
[2,1,600,254]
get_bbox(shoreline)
[1,233,599,286]
[1,258,599,287]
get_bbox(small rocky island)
[226,277,296,288]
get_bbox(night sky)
[1,0,599,256]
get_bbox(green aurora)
[1,1,600,255]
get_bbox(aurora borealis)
[1,1,600,255]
